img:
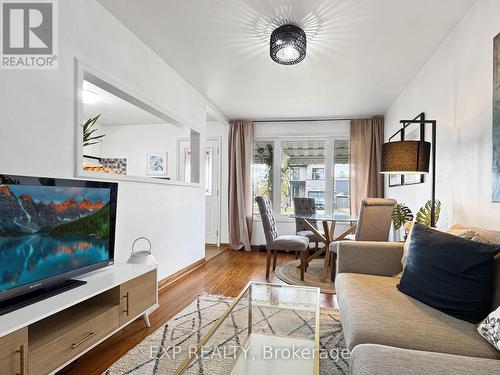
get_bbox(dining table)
[290,213,358,282]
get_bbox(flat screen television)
[0,174,117,311]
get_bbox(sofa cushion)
[350,344,500,375]
[477,305,500,351]
[398,223,500,323]
[336,273,500,359]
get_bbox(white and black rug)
[104,294,349,375]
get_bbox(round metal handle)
[131,237,152,256]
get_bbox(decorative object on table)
[82,114,105,147]
[392,203,414,241]
[398,223,500,324]
[493,32,500,203]
[100,157,127,175]
[381,112,438,227]
[392,203,414,231]
[146,152,167,175]
[270,24,306,65]
[103,294,348,375]
[477,305,500,351]
[416,200,441,227]
[127,237,158,266]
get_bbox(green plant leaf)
[82,114,105,147]
[416,200,441,227]
[391,203,413,229]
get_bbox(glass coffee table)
[174,282,320,375]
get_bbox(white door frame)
[206,137,222,246]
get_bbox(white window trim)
[254,134,349,222]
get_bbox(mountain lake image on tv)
[0,176,117,299]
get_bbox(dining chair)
[293,197,324,250]
[329,198,397,279]
[255,196,310,280]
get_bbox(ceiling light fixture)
[270,24,306,65]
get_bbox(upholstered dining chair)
[329,198,397,279]
[294,197,323,250]
[350,198,397,241]
[255,196,310,280]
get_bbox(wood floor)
[62,249,337,375]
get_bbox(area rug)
[104,294,348,374]
[275,259,336,294]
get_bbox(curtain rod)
[253,118,352,123]
[252,116,381,123]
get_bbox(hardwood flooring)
[61,249,337,375]
[205,244,228,261]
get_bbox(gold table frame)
[174,282,320,375]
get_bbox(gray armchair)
[255,196,310,280]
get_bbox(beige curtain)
[228,120,254,251]
[350,117,385,217]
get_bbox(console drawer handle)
[15,344,25,375]
[71,330,101,349]
[123,292,130,315]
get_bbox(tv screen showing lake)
[0,184,112,292]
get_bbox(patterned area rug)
[104,294,348,374]
[275,259,336,294]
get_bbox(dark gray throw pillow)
[398,223,500,323]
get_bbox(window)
[253,136,349,219]
[252,141,273,214]
[311,168,325,180]
[333,140,350,218]
[291,167,301,181]
[308,191,325,211]
[280,140,326,215]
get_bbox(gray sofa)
[335,225,500,374]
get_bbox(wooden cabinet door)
[119,270,156,325]
[0,327,27,375]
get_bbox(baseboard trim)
[158,258,205,290]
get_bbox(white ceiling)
[98,0,476,120]
[82,81,165,126]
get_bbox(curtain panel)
[350,117,385,217]
[228,120,254,251]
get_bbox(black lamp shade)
[270,24,306,65]
[381,141,431,174]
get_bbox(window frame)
[253,135,349,222]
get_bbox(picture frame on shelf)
[147,152,168,175]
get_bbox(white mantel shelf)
[0,263,156,338]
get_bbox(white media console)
[0,263,158,375]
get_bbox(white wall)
[251,121,351,246]
[99,123,189,178]
[385,0,500,230]
[206,120,229,244]
[0,0,217,280]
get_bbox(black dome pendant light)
[270,24,306,65]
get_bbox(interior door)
[205,138,221,245]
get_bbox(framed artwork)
[147,153,167,175]
[389,174,403,187]
[402,121,425,185]
[493,32,500,202]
